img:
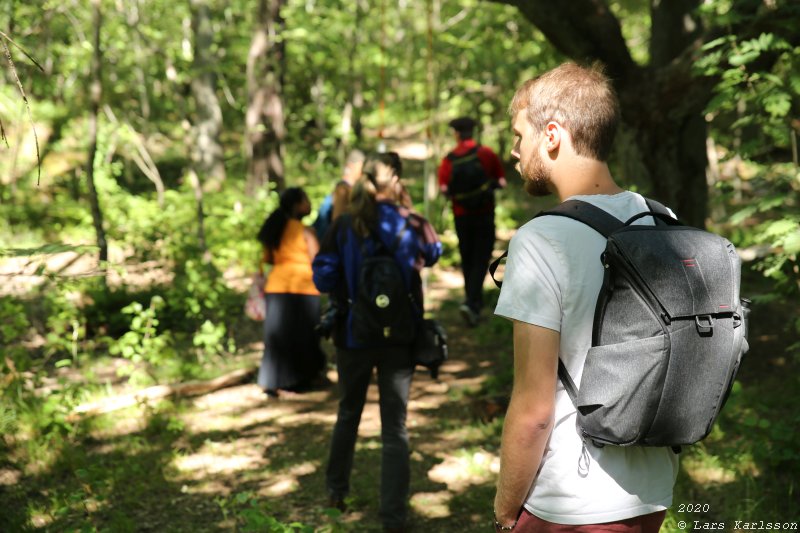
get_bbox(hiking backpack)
[491,198,750,449]
[447,147,494,211]
[350,220,419,347]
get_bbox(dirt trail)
[93,266,507,532]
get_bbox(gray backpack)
[491,198,750,449]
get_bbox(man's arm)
[493,319,559,527]
[437,158,452,195]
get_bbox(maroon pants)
[513,508,666,533]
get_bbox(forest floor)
[4,250,799,532]
[11,266,514,532]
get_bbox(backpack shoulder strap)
[644,197,671,226]
[446,146,480,162]
[558,359,579,406]
[489,200,623,288]
[536,199,624,238]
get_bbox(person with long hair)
[312,153,442,532]
[256,187,326,398]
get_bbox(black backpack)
[350,220,418,347]
[447,147,494,211]
[491,198,750,449]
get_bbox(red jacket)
[438,139,505,217]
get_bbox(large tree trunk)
[494,0,713,227]
[190,0,226,192]
[245,0,287,195]
[86,0,108,265]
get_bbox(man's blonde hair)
[509,62,620,161]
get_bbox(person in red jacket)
[438,116,507,327]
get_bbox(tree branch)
[489,0,638,83]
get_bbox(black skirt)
[257,293,326,391]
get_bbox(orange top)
[264,219,319,295]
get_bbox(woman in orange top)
[256,187,326,398]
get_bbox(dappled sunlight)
[191,383,265,411]
[277,409,338,427]
[174,451,266,476]
[684,463,737,485]
[257,461,320,497]
[426,449,499,492]
[173,434,272,478]
[410,491,453,518]
[0,468,21,485]
[437,359,470,374]
[178,479,231,497]
[90,410,160,440]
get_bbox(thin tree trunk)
[127,0,151,122]
[86,0,108,266]
[245,0,287,195]
[190,0,226,193]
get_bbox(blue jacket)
[312,201,442,349]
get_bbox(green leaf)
[762,219,799,238]
[762,91,792,118]
[702,36,731,51]
[55,359,72,368]
[783,230,800,254]
[729,50,760,66]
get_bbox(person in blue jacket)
[312,152,441,532]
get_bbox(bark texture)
[246,0,287,194]
[86,0,108,264]
[190,0,226,192]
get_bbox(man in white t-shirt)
[492,63,679,532]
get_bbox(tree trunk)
[245,0,287,195]
[86,0,108,265]
[190,0,226,192]
[128,0,151,122]
[493,0,712,227]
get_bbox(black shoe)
[328,496,347,513]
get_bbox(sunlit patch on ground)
[258,461,319,497]
[427,449,499,492]
[174,451,266,476]
[682,456,738,485]
[179,479,230,496]
[0,468,21,485]
[410,491,452,518]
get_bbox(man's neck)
[554,157,622,201]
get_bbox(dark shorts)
[514,508,667,533]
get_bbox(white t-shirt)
[494,191,679,525]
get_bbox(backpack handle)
[623,211,681,227]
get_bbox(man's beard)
[519,150,552,197]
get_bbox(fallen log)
[67,366,256,422]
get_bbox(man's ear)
[545,121,562,153]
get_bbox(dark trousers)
[454,212,496,313]
[326,345,414,529]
